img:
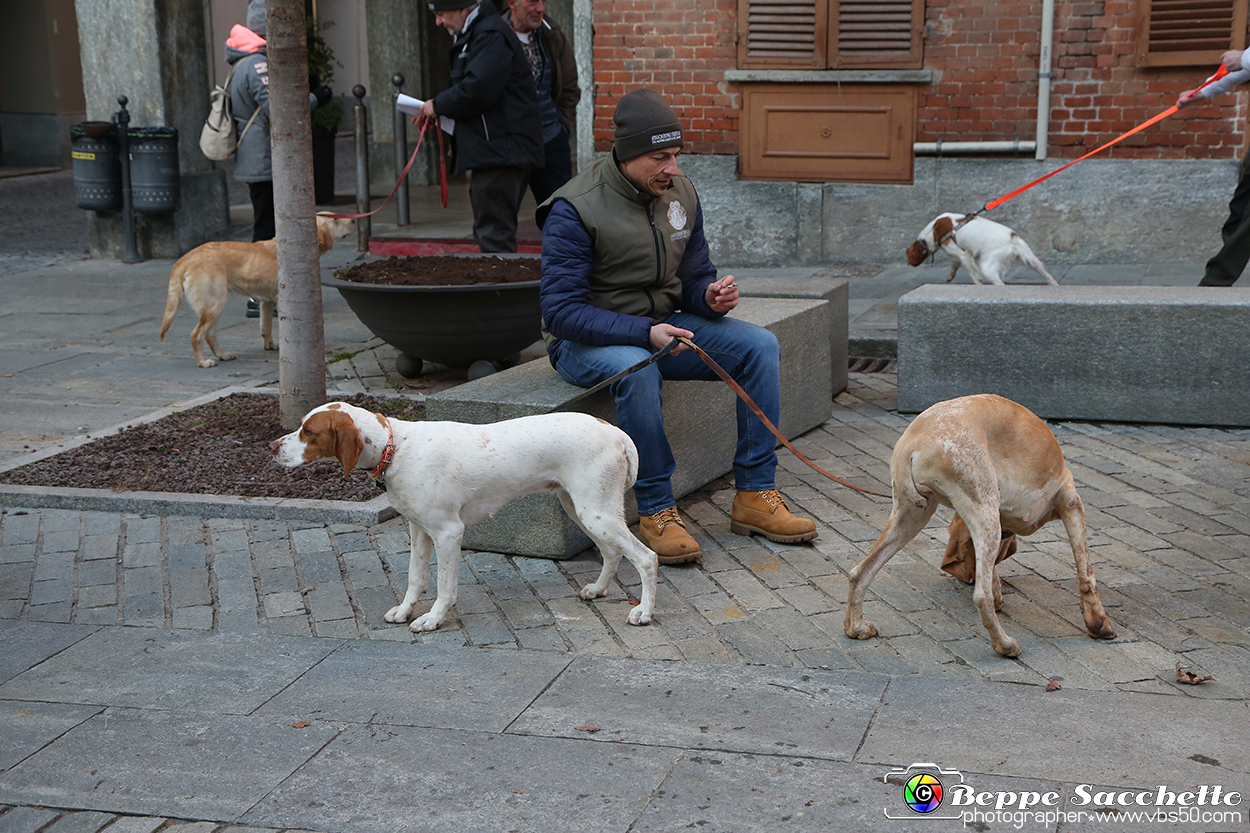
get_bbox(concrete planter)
[323,254,541,376]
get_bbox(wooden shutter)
[738,0,922,69]
[1135,0,1248,67]
[738,0,829,69]
[829,0,924,69]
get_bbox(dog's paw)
[845,620,878,640]
[627,605,652,626]
[993,637,1023,658]
[578,583,608,601]
[384,603,415,624]
[409,611,445,632]
[197,358,218,368]
[263,341,276,351]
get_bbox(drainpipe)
[1036,0,1056,160]
[914,0,1055,157]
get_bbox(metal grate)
[848,356,897,373]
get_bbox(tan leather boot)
[731,489,818,543]
[638,507,702,564]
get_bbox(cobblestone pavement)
[4,374,1247,708]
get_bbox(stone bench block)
[426,298,833,558]
[897,285,1250,426]
[737,277,848,395]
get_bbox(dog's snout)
[269,438,282,455]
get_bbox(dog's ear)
[328,411,364,477]
[940,514,977,583]
[932,215,954,243]
[905,241,928,267]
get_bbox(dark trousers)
[248,180,275,242]
[1201,155,1250,286]
[468,165,529,253]
[521,126,573,208]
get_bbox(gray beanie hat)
[613,89,683,161]
[246,0,265,36]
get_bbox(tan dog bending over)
[160,214,353,367]
[271,403,658,632]
[905,213,1059,286]
[844,394,1115,657]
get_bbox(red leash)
[319,120,448,220]
[984,64,1230,212]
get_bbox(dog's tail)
[621,431,640,489]
[159,257,188,341]
[1011,234,1059,286]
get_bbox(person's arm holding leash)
[1178,50,1250,107]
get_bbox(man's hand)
[706,275,739,313]
[1177,88,1203,109]
[650,322,694,353]
[416,98,438,129]
[1223,49,1245,73]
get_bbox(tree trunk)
[266,0,327,430]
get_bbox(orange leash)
[319,120,448,220]
[983,64,1230,212]
[676,337,891,499]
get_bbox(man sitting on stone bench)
[536,88,818,565]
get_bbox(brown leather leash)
[675,336,890,499]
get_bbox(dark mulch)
[334,254,541,286]
[0,393,425,502]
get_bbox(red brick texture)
[590,0,1248,160]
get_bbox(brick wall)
[591,0,1248,160]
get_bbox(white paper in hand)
[396,93,455,134]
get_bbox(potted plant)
[323,254,543,377]
[307,16,343,204]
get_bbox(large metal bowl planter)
[323,259,541,376]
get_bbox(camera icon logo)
[884,762,965,820]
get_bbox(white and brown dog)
[844,394,1115,657]
[270,402,658,632]
[160,214,354,367]
[906,213,1059,286]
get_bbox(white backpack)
[199,62,260,161]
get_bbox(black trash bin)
[128,126,180,213]
[70,122,122,211]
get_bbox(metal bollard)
[391,74,409,227]
[352,84,371,252]
[113,95,142,264]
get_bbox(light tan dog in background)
[843,393,1115,657]
[160,214,353,367]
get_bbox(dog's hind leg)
[951,498,1021,657]
[558,489,657,626]
[1014,239,1060,285]
[410,521,464,632]
[845,499,937,640]
[1055,481,1116,640]
[385,521,432,625]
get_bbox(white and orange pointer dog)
[906,213,1059,286]
[844,394,1115,657]
[271,403,658,632]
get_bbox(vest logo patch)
[667,200,687,231]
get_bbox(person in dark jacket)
[502,0,580,205]
[419,0,544,252]
[537,89,818,565]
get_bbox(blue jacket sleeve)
[676,201,723,319]
[540,200,653,348]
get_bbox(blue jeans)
[550,313,781,515]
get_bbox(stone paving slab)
[238,723,680,833]
[255,641,572,732]
[0,700,101,771]
[0,708,339,820]
[511,654,887,761]
[858,675,1250,785]
[0,629,339,714]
